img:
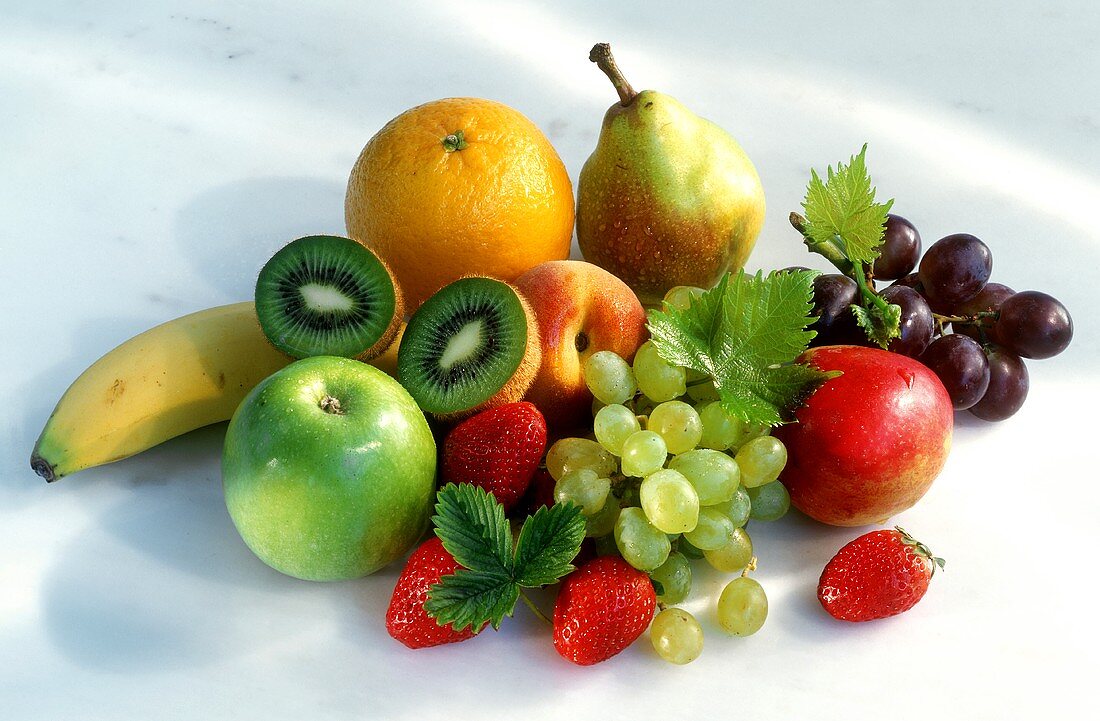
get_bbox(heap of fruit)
[29,43,1073,668]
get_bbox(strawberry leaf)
[431,483,512,577]
[424,569,519,632]
[423,485,586,632]
[513,501,586,587]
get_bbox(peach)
[515,261,648,431]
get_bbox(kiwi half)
[255,235,404,360]
[397,276,541,420]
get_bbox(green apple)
[222,356,436,581]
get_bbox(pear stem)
[589,43,638,106]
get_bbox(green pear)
[577,44,766,303]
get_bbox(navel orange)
[345,98,575,308]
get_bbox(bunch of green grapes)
[546,287,790,665]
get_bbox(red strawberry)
[553,556,656,665]
[818,526,945,622]
[386,537,481,649]
[442,402,547,511]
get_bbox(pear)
[577,44,766,303]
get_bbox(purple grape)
[880,285,934,357]
[969,347,1029,421]
[992,290,1073,359]
[809,274,865,346]
[951,282,1015,341]
[890,272,925,293]
[918,233,992,309]
[872,214,922,281]
[919,334,991,409]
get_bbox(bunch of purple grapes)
[807,215,1073,421]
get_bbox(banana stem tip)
[31,454,58,483]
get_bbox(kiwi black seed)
[397,276,541,420]
[255,235,404,360]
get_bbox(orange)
[345,97,575,308]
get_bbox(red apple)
[773,346,953,526]
[515,260,648,431]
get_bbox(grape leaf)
[801,144,894,266]
[851,302,902,349]
[647,269,835,426]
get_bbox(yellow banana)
[31,302,294,482]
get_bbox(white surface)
[2,2,1098,719]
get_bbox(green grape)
[735,436,788,488]
[746,481,790,521]
[649,551,692,605]
[633,341,687,402]
[591,397,606,417]
[703,527,753,572]
[683,507,735,551]
[614,507,671,571]
[697,402,744,450]
[593,404,641,455]
[729,423,771,452]
[584,350,637,405]
[632,394,658,419]
[686,379,720,403]
[663,285,705,311]
[668,449,740,505]
[712,484,752,528]
[620,430,668,478]
[618,483,641,508]
[717,576,768,636]
[545,437,617,481]
[640,469,699,534]
[586,496,621,537]
[554,468,610,516]
[650,608,704,665]
[677,537,705,559]
[647,401,703,454]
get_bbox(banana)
[31,302,293,482]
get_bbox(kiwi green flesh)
[398,277,528,415]
[255,235,397,359]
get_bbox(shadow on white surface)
[172,176,346,300]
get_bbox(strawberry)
[386,537,481,649]
[442,402,547,511]
[818,526,945,622]
[553,556,656,665]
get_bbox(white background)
[2,2,1098,719]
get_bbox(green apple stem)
[519,590,552,626]
[590,43,638,106]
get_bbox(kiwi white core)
[300,283,354,312]
[439,320,484,369]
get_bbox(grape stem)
[741,556,758,577]
[519,590,552,626]
[931,310,998,325]
[931,310,998,338]
[789,212,853,275]
[790,211,899,346]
